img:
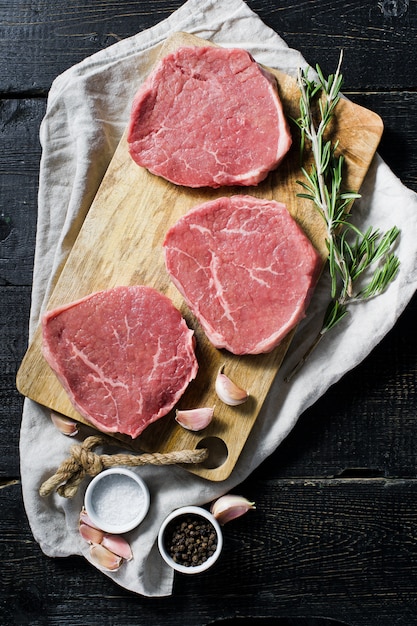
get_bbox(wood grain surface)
[16,32,383,481]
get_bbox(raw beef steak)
[127,45,292,188]
[163,195,322,355]
[42,285,198,438]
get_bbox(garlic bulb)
[210,494,255,525]
[215,367,249,406]
[175,407,214,431]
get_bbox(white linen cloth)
[19,0,417,597]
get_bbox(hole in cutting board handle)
[196,437,228,469]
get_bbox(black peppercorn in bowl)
[158,505,223,574]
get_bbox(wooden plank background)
[1,1,417,625]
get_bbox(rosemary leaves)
[285,52,400,381]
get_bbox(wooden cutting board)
[16,32,383,481]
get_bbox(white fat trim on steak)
[41,285,198,438]
[163,195,322,355]
[127,45,292,188]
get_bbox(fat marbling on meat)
[163,195,322,355]
[127,45,292,188]
[41,285,198,438]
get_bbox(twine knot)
[70,441,104,477]
[39,434,208,499]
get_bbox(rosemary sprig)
[285,52,400,382]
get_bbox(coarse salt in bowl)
[84,467,150,534]
[158,505,223,574]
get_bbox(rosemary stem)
[284,331,324,383]
[300,72,351,298]
[284,54,400,382]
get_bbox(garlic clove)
[79,522,104,545]
[79,507,133,562]
[175,407,214,431]
[210,494,256,525]
[79,507,101,530]
[102,534,133,561]
[50,412,79,436]
[215,367,249,406]
[89,543,123,571]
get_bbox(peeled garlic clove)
[79,522,104,545]
[50,412,79,436]
[89,543,123,571]
[210,494,256,525]
[215,367,249,406]
[102,534,133,561]
[175,407,214,431]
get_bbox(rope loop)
[39,434,208,498]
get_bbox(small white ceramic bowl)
[158,505,223,574]
[84,467,150,534]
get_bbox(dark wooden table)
[2,2,417,625]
